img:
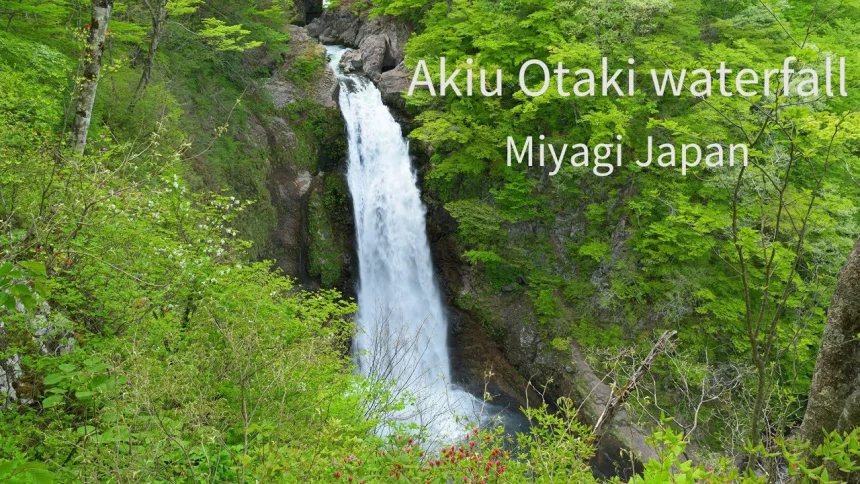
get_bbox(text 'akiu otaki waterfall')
[326,46,480,441]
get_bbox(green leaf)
[22,465,54,484]
[74,390,94,401]
[32,280,50,297]
[0,293,16,311]
[18,261,46,277]
[9,284,31,296]
[58,364,76,373]
[43,373,65,385]
[89,374,109,388]
[18,293,35,311]
[42,394,63,408]
[85,361,108,373]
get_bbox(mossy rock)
[307,173,352,289]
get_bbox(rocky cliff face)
[293,0,324,25]
[428,206,658,472]
[246,25,355,292]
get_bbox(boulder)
[339,49,363,73]
[307,11,362,45]
[378,64,410,111]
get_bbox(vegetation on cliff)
[376,0,860,475]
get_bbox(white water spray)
[327,46,481,443]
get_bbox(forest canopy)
[0,0,858,482]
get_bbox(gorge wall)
[243,24,355,293]
[305,8,658,471]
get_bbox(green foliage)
[445,199,504,246]
[0,8,365,479]
[633,421,860,484]
[0,459,54,484]
[514,398,598,482]
[287,55,324,85]
[0,261,48,312]
[40,357,116,410]
[633,424,753,484]
[280,101,347,172]
[197,18,263,52]
[166,0,202,17]
[371,0,436,21]
[579,241,611,263]
[532,288,561,324]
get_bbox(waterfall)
[326,46,480,443]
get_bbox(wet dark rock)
[293,0,324,25]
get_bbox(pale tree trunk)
[68,0,113,155]
[799,235,860,482]
[593,330,676,439]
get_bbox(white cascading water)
[327,46,480,443]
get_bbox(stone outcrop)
[307,10,411,112]
[569,342,657,473]
[377,65,410,112]
[293,0,324,25]
[799,235,860,483]
[308,11,410,81]
[265,26,338,109]
[2,302,75,407]
[339,49,363,73]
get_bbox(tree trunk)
[593,330,677,439]
[130,0,167,108]
[799,235,860,481]
[68,0,113,155]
